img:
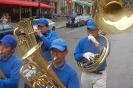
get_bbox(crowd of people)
[0,15,110,88]
[0,13,11,23]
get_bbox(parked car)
[66,16,85,27]
[0,23,15,39]
[82,15,91,25]
[32,18,56,30]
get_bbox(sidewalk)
[52,16,67,29]
[11,17,67,29]
[55,20,67,29]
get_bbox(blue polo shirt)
[39,30,58,61]
[52,61,80,88]
[24,61,80,88]
[74,35,110,71]
[0,54,23,88]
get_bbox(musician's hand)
[83,52,95,61]
[34,30,42,37]
[88,34,100,46]
[88,34,96,42]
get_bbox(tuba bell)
[14,18,66,88]
[92,0,133,34]
[77,0,133,72]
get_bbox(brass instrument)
[92,0,133,34]
[14,18,65,88]
[0,69,7,79]
[77,35,109,72]
[78,0,133,72]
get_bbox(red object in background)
[0,0,55,9]
[67,0,72,6]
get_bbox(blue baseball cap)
[0,34,17,48]
[37,18,49,26]
[50,38,68,51]
[87,19,96,30]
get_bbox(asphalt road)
[16,25,133,88]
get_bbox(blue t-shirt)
[74,35,110,71]
[0,54,23,88]
[39,30,58,61]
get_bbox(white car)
[82,15,91,25]
[32,19,56,30]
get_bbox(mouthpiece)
[53,57,57,61]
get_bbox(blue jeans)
[71,22,74,28]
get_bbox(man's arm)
[74,39,84,62]
[67,72,80,88]
[40,31,58,48]
[0,60,22,88]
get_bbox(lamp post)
[38,0,40,18]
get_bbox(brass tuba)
[77,35,109,72]
[77,0,133,72]
[92,0,133,34]
[14,18,65,88]
[0,69,7,79]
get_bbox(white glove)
[83,52,95,61]
[88,34,100,47]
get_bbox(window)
[3,24,13,30]
[47,19,52,23]
[32,19,38,25]
[0,25,3,31]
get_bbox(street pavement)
[56,26,133,88]
[16,25,133,88]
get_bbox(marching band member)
[0,34,22,88]
[34,18,58,62]
[50,38,80,88]
[24,38,80,88]
[74,19,110,88]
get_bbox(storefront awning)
[0,0,55,9]
[75,1,92,7]
[85,3,92,7]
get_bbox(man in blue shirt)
[50,38,80,88]
[70,12,77,28]
[0,34,23,88]
[24,38,80,88]
[34,18,58,62]
[74,19,110,88]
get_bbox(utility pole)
[38,0,40,18]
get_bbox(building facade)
[0,0,92,22]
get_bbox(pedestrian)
[5,13,11,23]
[52,13,58,21]
[34,18,58,62]
[17,30,26,40]
[24,38,80,88]
[74,19,110,88]
[0,34,23,88]
[1,14,7,23]
[70,12,77,28]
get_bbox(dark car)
[66,16,86,27]
[0,23,15,39]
